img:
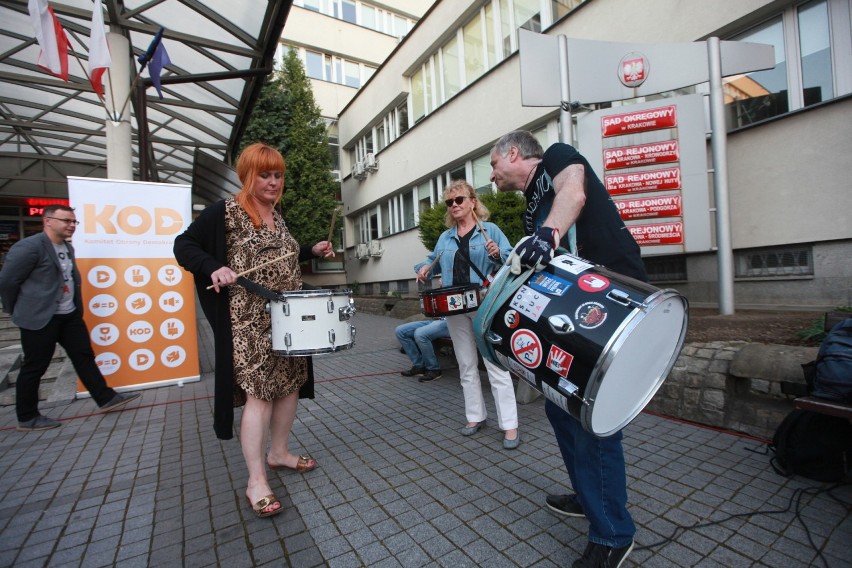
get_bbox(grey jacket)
[0,232,83,330]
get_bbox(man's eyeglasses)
[444,196,469,207]
[46,217,80,226]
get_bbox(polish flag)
[88,1,111,97]
[28,0,69,80]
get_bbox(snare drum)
[420,284,482,317]
[268,289,356,356]
[476,254,687,437]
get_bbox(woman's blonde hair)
[442,179,490,228]
[234,142,286,229]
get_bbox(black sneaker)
[546,494,586,518]
[401,366,425,377]
[98,392,142,413]
[572,540,633,568]
[418,369,442,382]
[17,415,61,431]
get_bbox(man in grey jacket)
[0,205,140,431]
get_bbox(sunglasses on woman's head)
[445,196,469,207]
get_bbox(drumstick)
[427,251,443,271]
[205,251,296,290]
[326,207,340,244]
[473,211,499,259]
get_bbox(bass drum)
[480,254,688,437]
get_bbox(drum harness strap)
[235,276,280,301]
[473,240,575,370]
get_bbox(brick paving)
[0,312,849,567]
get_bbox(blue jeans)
[395,319,449,371]
[545,400,635,547]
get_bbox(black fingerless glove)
[518,226,558,268]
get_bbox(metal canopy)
[0,0,292,204]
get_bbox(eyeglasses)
[46,217,80,226]
[444,196,470,207]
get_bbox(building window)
[325,119,340,172]
[442,34,461,102]
[463,12,486,84]
[471,153,493,194]
[644,255,687,282]
[798,0,833,106]
[305,50,324,80]
[735,246,814,278]
[402,190,415,230]
[724,0,849,129]
[396,280,409,296]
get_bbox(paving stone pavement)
[0,312,849,567]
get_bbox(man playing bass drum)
[490,130,646,568]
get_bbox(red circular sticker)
[578,273,610,293]
[504,309,520,329]
[511,329,542,369]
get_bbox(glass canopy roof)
[0,0,292,204]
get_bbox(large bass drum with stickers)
[474,253,688,438]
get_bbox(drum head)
[584,291,688,437]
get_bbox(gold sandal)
[246,494,282,518]
[268,455,317,473]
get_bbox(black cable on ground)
[634,482,851,568]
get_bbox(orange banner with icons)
[68,178,199,393]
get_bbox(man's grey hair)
[492,130,544,160]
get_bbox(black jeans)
[16,310,116,422]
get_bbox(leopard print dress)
[225,199,308,405]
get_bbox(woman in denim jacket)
[414,180,520,449]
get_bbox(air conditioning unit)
[352,161,367,180]
[355,243,369,259]
[369,239,384,257]
[364,152,378,172]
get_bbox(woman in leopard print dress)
[174,143,335,518]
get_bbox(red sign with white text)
[601,105,677,137]
[615,195,682,220]
[628,222,684,246]
[604,141,679,170]
[605,167,681,195]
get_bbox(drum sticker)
[553,254,594,275]
[464,289,479,308]
[578,273,610,293]
[575,301,608,329]
[504,309,521,329]
[541,383,571,414]
[528,272,572,296]
[505,356,537,386]
[511,329,543,369]
[509,285,550,322]
[547,346,575,378]
[447,293,466,311]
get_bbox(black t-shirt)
[524,143,647,282]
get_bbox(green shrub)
[797,306,852,342]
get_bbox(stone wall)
[355,297,819,440]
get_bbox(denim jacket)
[414,221,512,287]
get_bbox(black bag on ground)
[769,409,852,482]
[811,317,852,403]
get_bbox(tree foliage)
[240,49,338,248]
[418,191,527,250]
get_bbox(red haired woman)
[174,143,334,518]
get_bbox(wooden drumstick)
[421,251,442,279]
[326,207,340,244]
[473,212,499,259]
[205,251,296,290]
